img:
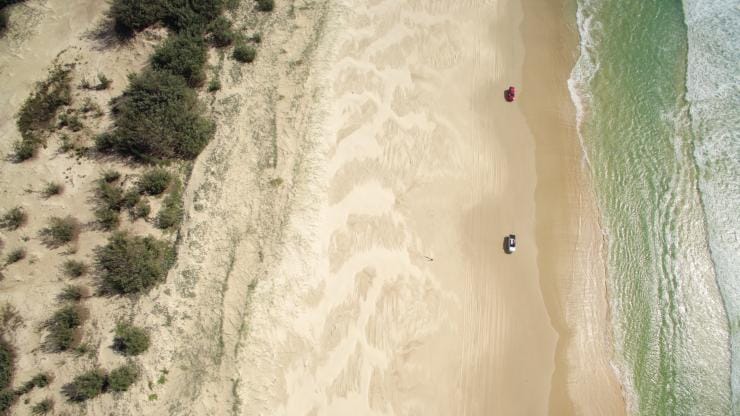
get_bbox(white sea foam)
[682,0,740,411]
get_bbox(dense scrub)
[64,370,106,402]
[95,232,174,294]
[151,32,208,87]
[157,178,183,229]
[107,363,139,392]
[138,168,172,195]
[0,340,13,390]
[111,0,226,35]
[99,70,214,160]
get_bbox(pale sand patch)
[520,0,627,414]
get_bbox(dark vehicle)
[504,86,516,102]
[504,234,517,254]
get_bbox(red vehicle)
[504,86,516,102]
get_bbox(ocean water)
[568,0,738,414]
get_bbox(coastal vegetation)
[113,323,150,356]
[95,232,174,294]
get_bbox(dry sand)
[0,0,627,415]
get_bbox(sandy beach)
[0,0,627,414]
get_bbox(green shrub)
[17,372,52,395]
[41,216,80,247]
[108,363,139,392]
[208,77,221,92]
[107,70,215,160]
[45,305,85,352]
[64,369,105,402]
[5,248,25,265]
[31,398,53,415]
[58,113,83,131]
[15,66,72,162]
[233,44,256,63]
[102,169,121,183]
[151,32,207,87]
[58,285,89,302]
[0,340,14,390]
[96,73,112,90]
[110,0,164,35]
[132,199,151,220]
[207,16,233,47]
[138,168,172,195]
[113,323,150,356]
[62,259,89,278]
[0,207,27,230]
[95,232,174,294]
[122,188,141,209]
[0,11,8,34]
[95,207,120,231]
[41,181,64,198]
[256,0,274,12]
[80,97,103,115]
[0,389,16,416]
[160,0,225,32]
[96,180,124,210]
[157,179,183,230]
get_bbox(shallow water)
[569,0,737,413]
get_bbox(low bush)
[208,77,221,92]
[64,369,105,402]
[138,168,172,195]
[44,305,85,352]
[122,188,141,209]
[0,389,16,416]
[102,169,121,183]
[41,181,64,198]
[96,73,112,90]
[0,339,14,390]
[15,66,72,162]
[31,398,53,415]
[58,285,89,302]
[58,113,83,131]
[207,15,234,47]
[108,363,139,392]
[113,323,150,356]
[96,180,125,211]
[95,207,120,231]
[233,44,256,63]
[0,10,8,34]
[110,0,164,35]
[103,70,215,160]
[151,32,207,87]
[62,259,89,278]
[16,372,52,395]
[5,248,25,265]
[41,216,80,247]
[95,232,174,294]
[256,0,274,12]
[0,207,27,230]
[132,199,151,220]
[156,179,183,230]
[80,97,103,116]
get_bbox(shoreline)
[520,0,627,413]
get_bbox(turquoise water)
[569,0,738,414]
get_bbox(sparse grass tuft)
[0,207,27,230]
[31,398,53,415]
[113,323,150,356]
[138,168,171,195]
[156,179,183,230]
[0,304,23,334]
[5,248,25,265]
[107,363,139,392]
[40,216,80,247]
[132,199,151,220]
[62,259,89,278]
[208,77,221,92]
[41,181,64,198]
[58,113,83,131]
[58,285,90,302]
[233,44,256,63]
[95,232,174,294]
[63,369,105,402]
[102,170,121,183]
